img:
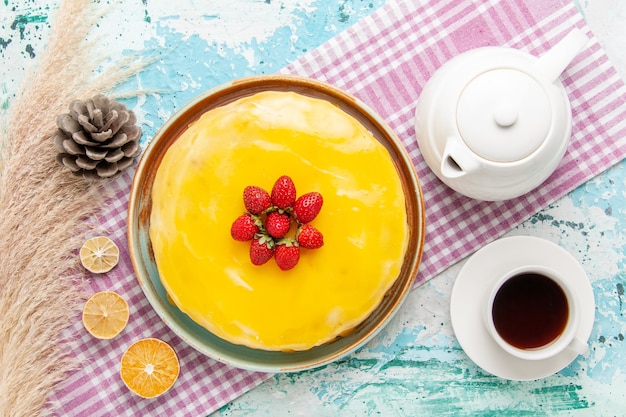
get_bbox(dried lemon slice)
[80,236,119,273]
[120,338,180,398]
[82,290,129,339]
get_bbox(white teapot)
[414,29,588,201]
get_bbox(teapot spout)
[534,28,588,83]
[440,137,482,179]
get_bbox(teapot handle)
[440,136,482,179]
[534,28,588,83]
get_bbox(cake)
[149,91,409,351]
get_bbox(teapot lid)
[456,69,551,162]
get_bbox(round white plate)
[450,235,595,380]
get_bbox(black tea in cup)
[492,273,569,349]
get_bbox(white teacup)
[484,265,588,361]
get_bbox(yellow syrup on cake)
[150,91,409,351]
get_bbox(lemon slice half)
[80,236,119,273]
[82,290,129,339]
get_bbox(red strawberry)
[296,224,324,249]
[249,236,274,265]
[271,175,296,209]
[293,192,323,223]
[265,211,291,238]
[243,185,271,214]
[274,240,300,271]
[230,213,260,241]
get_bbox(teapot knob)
[493,101,518,127]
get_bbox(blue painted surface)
[2,1,625,415]
[0,0,386,141]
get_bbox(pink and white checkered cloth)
[51,0,626,415]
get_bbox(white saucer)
[450,235,595,381]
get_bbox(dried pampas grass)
[0,1,147,415]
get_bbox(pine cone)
[52,94,142,179]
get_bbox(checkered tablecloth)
[51,0,626,415]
